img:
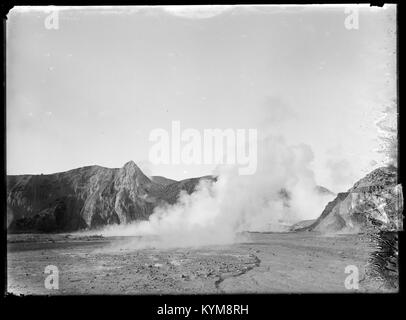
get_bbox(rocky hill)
[304,166,403,233]
[7,161,216,233]
[300,165,402,290]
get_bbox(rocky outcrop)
[7,161,215,233]
[305,166,403,233]
[302,166,403,290]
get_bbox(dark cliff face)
[7,161,216,233]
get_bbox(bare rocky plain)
[6,163,401,294]
[7,231,392,295]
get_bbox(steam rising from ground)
[95,136,334,249]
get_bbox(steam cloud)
[96,135,335,249]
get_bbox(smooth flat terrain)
[7,232,385,295]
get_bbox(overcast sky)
[6,5,396,192]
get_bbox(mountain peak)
[123,160,139,170]
[121,161,151,185]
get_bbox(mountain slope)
[150,176,177,186]
[301,166,402,290]
[305,166,402,233]
[7,161,215,232]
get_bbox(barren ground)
[7,231,388,295]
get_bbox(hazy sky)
[7,5,397,192]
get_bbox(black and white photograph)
[5,4,402,296]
